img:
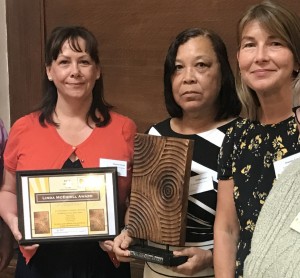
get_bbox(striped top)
[145,118,236,277]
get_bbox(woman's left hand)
[99,240,114,252]
[171,247,213,276]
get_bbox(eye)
[196,62,207,68]
[80,59,91,65]
[174,64,183,71]
[58,59,69,65]
[270,41,283,47]
[242,42,255,48]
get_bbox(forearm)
[213,230,238,278]
[214,179,239,278]
[0,191,17,228]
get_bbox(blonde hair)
[293,75,300,107]
[236,0,300,120]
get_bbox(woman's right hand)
[6,213,21,242]
[0,170,39,253]
[5,214,39,252]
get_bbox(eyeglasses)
[292,106,300,124]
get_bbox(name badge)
[290,212,300,234]
[189,173,214,195]
[273,152,300,179]
[100,158,127,177]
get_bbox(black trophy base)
[128,244,188,266]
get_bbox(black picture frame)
[16,167,119,245]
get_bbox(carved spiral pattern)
[128,133,193,245]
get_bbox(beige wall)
[0,1,9,131]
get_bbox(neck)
[171,111,229,134]
[55,96,92,119]
[257,90,293,124]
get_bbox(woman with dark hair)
[163,28,241,121]
[114,27,241,278]
[0,26,136,278]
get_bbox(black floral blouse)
[218,116,300,278]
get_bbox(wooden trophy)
[127,133,194,266]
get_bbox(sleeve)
[3,117,28,172]
[118,117,137,224]
[217,124,236,180]
[122,117,137,163]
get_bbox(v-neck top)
[4,111,136,263]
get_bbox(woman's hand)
[171,247,213,276]
[99,240,114,252]
[6,213,21,242]
[112,230,135,262]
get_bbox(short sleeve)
[121,117,137,160]
[3,116,28,172]
[217,123,236,180]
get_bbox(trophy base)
[128,244,188,266]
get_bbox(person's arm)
[112,208,135,262]
[170,247,213,276]
[214,179,239,278]
[0,169,21,241]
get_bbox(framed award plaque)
[16,167,119,245]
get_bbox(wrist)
[121,224,129,233]
[206,249,214,268]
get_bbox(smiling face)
[237,20,297,96]
[46,37,100,103]
[171,36,221,116]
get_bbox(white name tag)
[189,173,214,195]
[274,152,300,179]
[290,212,300,234]
[100,158,127,177]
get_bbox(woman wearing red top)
[0,26,136,278]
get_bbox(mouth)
[182,91,200,96]
[251,69,275,74]
[67,82,84,86]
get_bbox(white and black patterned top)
[148,118,237,251]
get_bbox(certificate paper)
[17,167,119,245]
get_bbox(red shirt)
[4,111,136,262]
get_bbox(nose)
[254,45,269,63]
[70,62,81,78]
[183,67,196,84]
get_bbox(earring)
[49,77,52,81]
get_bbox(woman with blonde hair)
[214,1,300,277]
[243,75,300,278]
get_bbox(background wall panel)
[7,0,300,132]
